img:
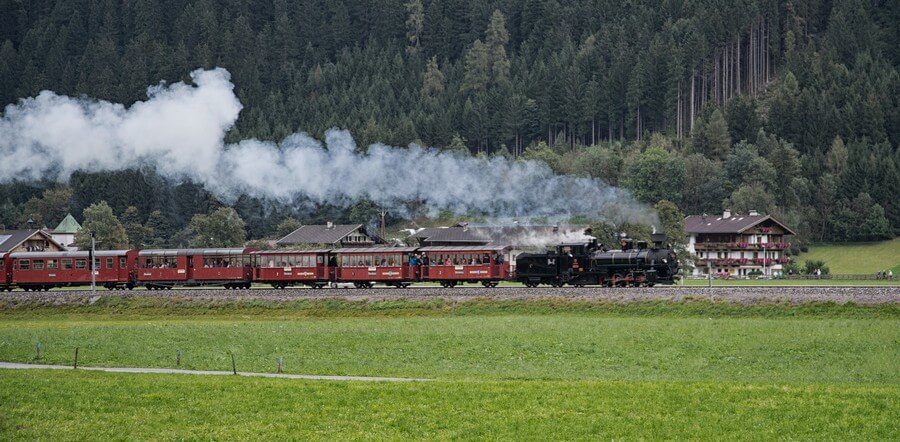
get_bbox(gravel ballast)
[2,285,898,306]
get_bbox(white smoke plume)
[1,68,656,224]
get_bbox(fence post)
[231,353,237,375]
[176,350,182,367]
[73,347,79,369]
[277,356,283,374]
[35,342,41,360]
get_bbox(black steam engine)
[515,233,679,287]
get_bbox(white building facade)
[685,210,795,277]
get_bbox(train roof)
[10,250,131,258]
[334,247,419,253]
[138,248,248,257]
[249,249,331,255]
[418,245,510,252]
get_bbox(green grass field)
[680,278,900,286]
[799,238,900,275]
[0,299,898,439]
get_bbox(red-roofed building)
[685,210,796,277]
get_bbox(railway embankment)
[1,286,898,307]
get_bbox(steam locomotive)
[0,235,677,291]
[514,234,679,287]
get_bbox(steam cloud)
[1,68,656,224]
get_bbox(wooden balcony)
[694,242,789,251]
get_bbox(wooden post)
[35,342,41,360]
[231,353,237,375]
[277,356,283,374]
[176,350,182,367]
[74,347,79,369]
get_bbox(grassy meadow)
[0,298,898,439]
[799,238,900,275]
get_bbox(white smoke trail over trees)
[1,68,656,224]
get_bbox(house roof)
[410,227,491,244]
[53,214,82,234]
[0,230,65,253]
[684,214,796,235]
[276,224,369,246]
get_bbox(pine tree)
[421,56,444,100]
[405,0,424,54]
[484,9,510,86]
[692,109,732,160]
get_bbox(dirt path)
[0,361,430,382]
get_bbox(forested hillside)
[0,0,897,246]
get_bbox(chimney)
[723,209,731,219]
[749,210,759,216]
[326,221,334,229]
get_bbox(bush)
[803,260,830,275]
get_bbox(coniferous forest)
[0,0,897,247]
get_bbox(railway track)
[2,285,898,305]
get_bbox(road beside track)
[2,285,898,305]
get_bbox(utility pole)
[90,232,96,294]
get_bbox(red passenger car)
[420,245,510,287]
[251,250,331,289]
[334,247,419,288]
[136,248,252,289]
[9,250,134,291]
[1,253,12,291]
